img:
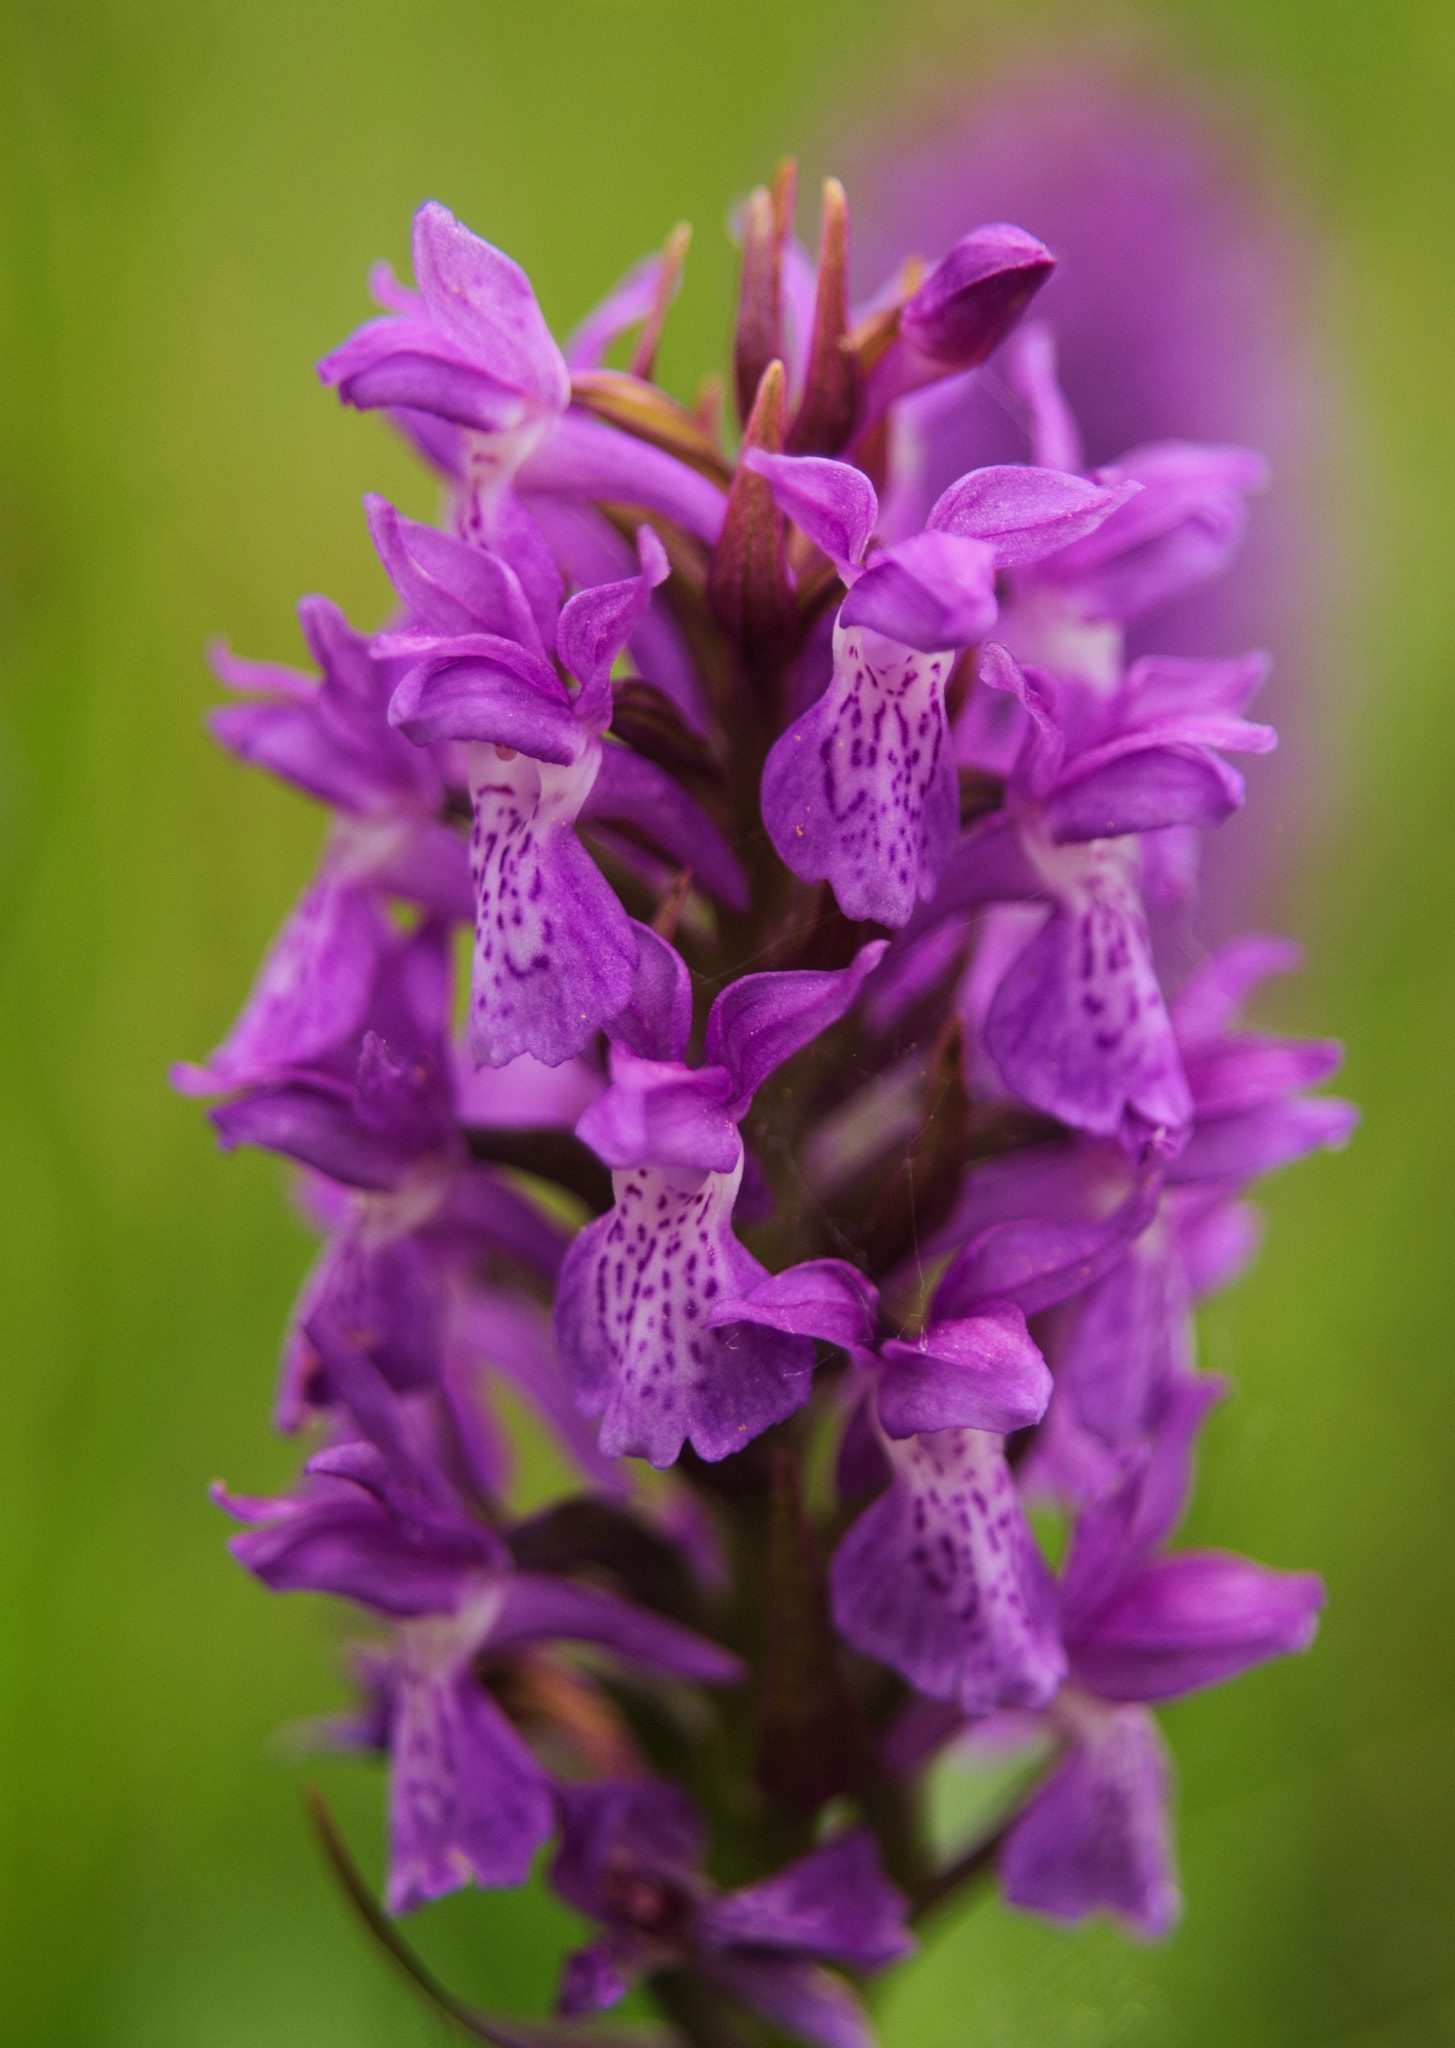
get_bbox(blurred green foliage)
[2,2,1453,2043]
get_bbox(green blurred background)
[2,1,1452,2042]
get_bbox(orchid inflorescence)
[182,163,1354,2047]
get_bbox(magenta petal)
[743,450,877,577]
[933,1174,1160,1320]
[180,877,388,1093]
[1167,1096,1358,1185]
[1070,1552,1324,1702]
[366,495,543,650]
[704,941,888,1113]
[389,639,578,759]
[608,922,693,1064]
[564,246,671,371]
[1171,932,1302,1051]
[467,746,637,1068]
[839,531,997,653]
[864,226,1055,419]
[1000,1703,1180,1938]
[700,1831,912,1968]
[877,1304,1051,1438]
[762,623,959,926]
[703,1258,879,1346]
[575,1050,739,1175]
[831,1429,1066,1714]
[557,525,669,705]
[553,1161,815,1468]
[1043,746,1247,842]
[387,1665,554,1910]
[410,201,569,415]
[211,1081,417,1190]
[927,465,1139,568]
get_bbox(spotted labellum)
[183,159,1350,2046]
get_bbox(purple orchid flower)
[319,201,727,549]
[900,641,1277,1140]
[706,1255,1063,1716]
[554,943,886,1467]
[1000,1397,1324,1935]
[552,1781,912,2048]
[746,449,1136,925]
[174,601,471,1098]
[382,523,742,1068]
[219,1350,740,1915]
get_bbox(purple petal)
[1043,441,1267,623]
[877,1304,1051,1438]
[702,1958,877,2048]
[557,1941,635,2016]
[700,1830,913,1970]
[1043,746,1247,842]
[864,226,1055,420]
[1167,1096,1358,1186]
[410,201,569,415]
[830,1429,1066,1715]
[211,1081,419,1189]
[557,525,670,707]
[983,849,1193,1137]
[933,1173,1160,1320]
[762,623,959,926]
[839,531,998,652]
[704,941,888,1113]
[1002,322,1083,474]
[1171,932,1302,1052]
[703,1258,879,1347]
[575,1050,739,1176]
[467,744,637,1068]
[366,496,544,650]
[1070,1552,1324,1703]
[1183,1033,1344,1118]
[585,742,749,910]
[927,466,1139,568]
[553,1160,815,1468]
[1000,1703,1180,1937]
[518,409,726,545]
[742,451,877,577]
[389,638,579,760]
[607,923,693,1064]
[177,878,388,1094]
[1121,650,1271,725]
[387,1664,554,1911]
[228,1492,486,1618]
[489,1573,742,1685]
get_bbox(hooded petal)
[877,1304,1051,1438]
[704,941,888,1114]
[743,450,877,578]
[703,1958,877,2048]
[838,531,998,652]
[863,226,1055,420]
[927,465,1139,568]
[702,1258,879,1347]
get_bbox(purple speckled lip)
[182,156,1350,2040]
